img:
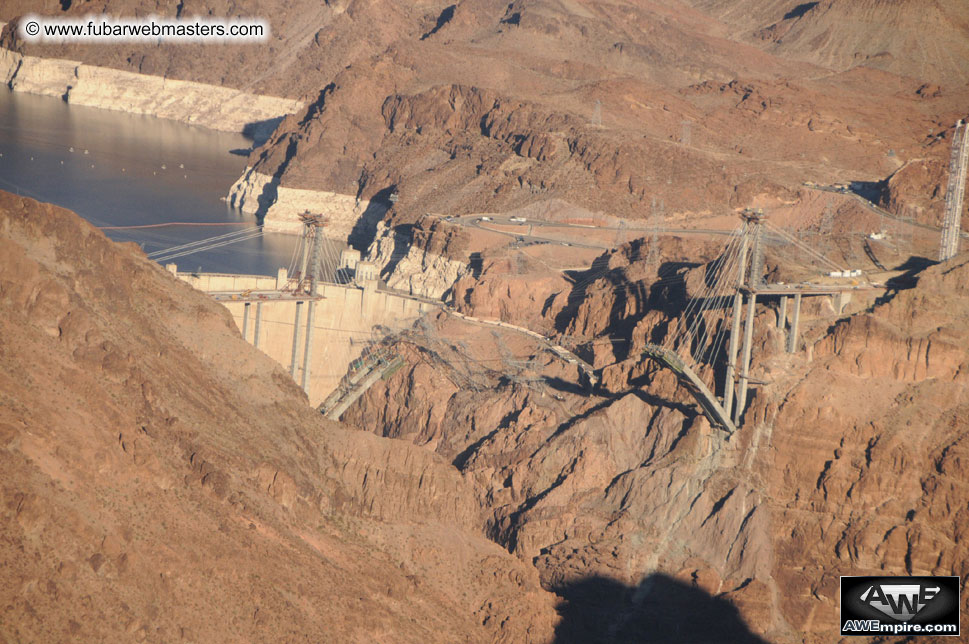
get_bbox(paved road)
[806,184,969,239]
[447,214,739,249]
[451,185,968,250]
[449,215,609,249]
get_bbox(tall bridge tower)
[641,208,889,432]
[290,213,326,392]
[939,119,969,262]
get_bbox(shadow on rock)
[348,186,394,251]
[553,573,768,644]
[242,116,285,147]
[885,255,936,288]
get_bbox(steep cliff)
[0,191,559,642]
[343,235,969,642]
[364,217,472,299]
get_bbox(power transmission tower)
[645,198,662,269]
[591,99,602,128]
[616,220,627,246]
[819,200,835,259]
[939,119,969,262]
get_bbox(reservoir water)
[0,87,298,275]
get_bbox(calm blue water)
[0,87,297,275]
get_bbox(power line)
[147,226,262,258]
[151,229,265,263]
[100,222,252,230]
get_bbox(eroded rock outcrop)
[0,191,559,643]
[365,218,472,299]
[0,49,302,133]
[228,167,386,238]
[343,235,969,642]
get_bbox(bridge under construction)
[147,119,969,427]
[640,118,969,432]
[640,209,888,433]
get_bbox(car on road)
[510,216,527,223]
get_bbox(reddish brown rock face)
[0,192,559,643]
[880,156,953,229]
[2,0,968,640]
[696,0,969,86]
[342,231,969,641]
[4,0,965,224]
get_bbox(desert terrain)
[1,0,969,642]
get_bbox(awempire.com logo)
[841,576,960,636]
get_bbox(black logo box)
[840,576,960,637]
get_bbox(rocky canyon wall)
[364,221,470,300]
[0,48,303,135]
[226,167,386,240]
[340,236,969,642]
[0,190,560,642]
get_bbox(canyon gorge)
[2,0,968,642]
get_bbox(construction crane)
[939,119,969,262]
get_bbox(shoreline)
[0,46,303,137]
[227,167,386,239]
[0,45,398,252]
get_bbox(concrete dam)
[169,264,435,406]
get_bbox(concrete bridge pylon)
[642,208,887,431]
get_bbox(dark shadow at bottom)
[553,573,769,644]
